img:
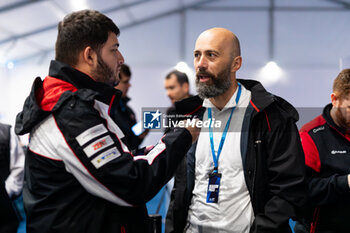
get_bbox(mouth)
[197,74,212,83]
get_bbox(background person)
[0,122,25,233]
[166,27,306,233]
[164,70,191,134]
[112,63,148,151]
[164,70,191,105]
[160,70,192,228]
[296,69,350,233]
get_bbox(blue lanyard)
[208,83,242,173]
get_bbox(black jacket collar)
[174,78,299,121]
[48,60,122,105]
[323,103,348,135]
[239,79,274,112]
[174,79,274,114]
[15,60,122,135]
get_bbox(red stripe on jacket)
[264,110,271,132]
[36,76,78,111]
[250,100,259,112]
[299,115,326,173]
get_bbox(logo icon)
[331,150,347,155]
[143,110,162,129]
[313,126,325,134]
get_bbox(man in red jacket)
[297,69,350,233]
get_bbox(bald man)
[165,28,306,233]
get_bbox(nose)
[118,51,124,65]
[167,90,174,100]
[195,55,207,70]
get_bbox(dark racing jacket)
[299,104,350,233]
[15,60,193,233]
[110,96,142,151]
[166,79,306,233]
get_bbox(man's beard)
[335,107,350,129]
[195,65,232,99]
[92,54,117,86]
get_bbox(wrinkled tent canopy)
[1,0,350,132]
[1,0,350,66]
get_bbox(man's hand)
[184,118,201,143]
[138,129,149,140]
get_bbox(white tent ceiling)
[1,0,350,66]
[1,0,350,135]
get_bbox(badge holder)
[206,171,222,203]
[206,83,241,204]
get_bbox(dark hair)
[165,70,189,85]
[55,10,120,66]
[119,64,131,77]
[333,69,350,99]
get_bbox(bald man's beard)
[92,53,118,86]
[195,64,232,99]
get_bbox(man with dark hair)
[296,69,350,233]
[120,63,131,77]
[112,64,147,151]
[15,10,198,233]
[164,70,191,134]
[163,70,192,222]
[165,70,190,105]
[166,28,306,233]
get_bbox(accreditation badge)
[206,172,222,203]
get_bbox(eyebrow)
[206,49,219,54]
[112,43,120,48]
[193,49,219,53]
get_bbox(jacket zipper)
[252,139,262,209]
[310,207,320,233]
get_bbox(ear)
[82,46,97,66]
[231,56,242,72]
[183,82,189,93]
[331,93,339,107]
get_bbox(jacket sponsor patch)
[83,135,114,158]
[312,126,325,134]
[331,150,347,154]
[76,124,108,146]
[91,148,120,168]
[94,100,125,139]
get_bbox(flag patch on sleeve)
[91,148,120,168]
[83,135,114,158]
